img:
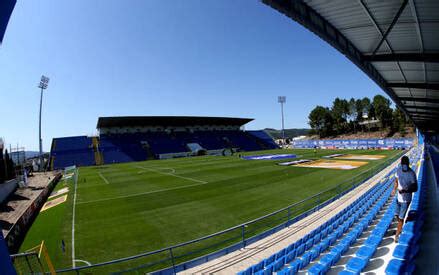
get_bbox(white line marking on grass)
[74,259,92,266]
[155,167,176,173]
[77,182,207,205]
[135,166,207,184]
[98,172,110,184]
[71,168,79,268]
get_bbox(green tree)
[331,98,350,134]
[348,98,359,132]
[372,95,392,128]
[391,107,409,134]
[308,106,334,137]
[355,99,364,121]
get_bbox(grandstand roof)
[263,0,439,133]
[0,0,16,44]
[97,116,253,128]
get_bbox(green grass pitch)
[20,148,402,272]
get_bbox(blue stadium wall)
[293,138,414,149]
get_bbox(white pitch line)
[135,166,207,184]
[71,168,79,268]
[74,259,92,266]
[77,182,207,205]
[98,172,110,184]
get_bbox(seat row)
[238,149,421,275]
[305,181,395,275]
[237,165,397,275]
[338,154,422,274]
[385,149,425,275]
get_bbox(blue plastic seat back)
[296,243,305,256]
[313,233,321,245]
[276,249,286,260]
[263,263,274,275]
[300,251,312,267]
[253,261,264,272]
[305,239,314,250]
[290,258,302,274]
[274,257,285,272]
[285,250,296,263]
[264,254,276,266]
[286,243,296,253]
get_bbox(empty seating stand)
[50,136,95,169]
[247,130,279,149]
[236,148,423,275]
[51,130,278,167]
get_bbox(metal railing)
[55,151,405,274]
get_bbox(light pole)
[278,96,286,145]
[38,75,49,171]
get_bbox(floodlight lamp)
[38,75,50,89]
[41,75,49,83]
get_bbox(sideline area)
[0,172,60,252]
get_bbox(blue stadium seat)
[263,254,276,267]
[355,246,375,259]
[275,249,286,260]
[307,263,327,275]
[273,257,285,272]
[392,244,419,261]
[237,151,425,275]
[285,250,296,264]
[385,259,414,275]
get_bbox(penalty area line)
[135,166,207,184]
[98,172,110,184]
[77,181,208,205]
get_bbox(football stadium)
[1,1,439,275]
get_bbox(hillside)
[263,128,310,139]
[307,127,415,140]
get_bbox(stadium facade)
[49,116,278,169]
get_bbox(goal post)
[11,241,56,275]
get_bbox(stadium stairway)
[379,144,438,275]
[92,136,103,165]
[180,149,418,275]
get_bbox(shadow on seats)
[378,237,394,246]
[328,265,344,274]
[363,258,385,272]
[372,246,389,258]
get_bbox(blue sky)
[0,0,388,151]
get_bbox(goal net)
[11,241,56,275]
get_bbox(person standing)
[391,156,418,242]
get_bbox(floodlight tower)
[278,96,286,143]
[38,75,49,171]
